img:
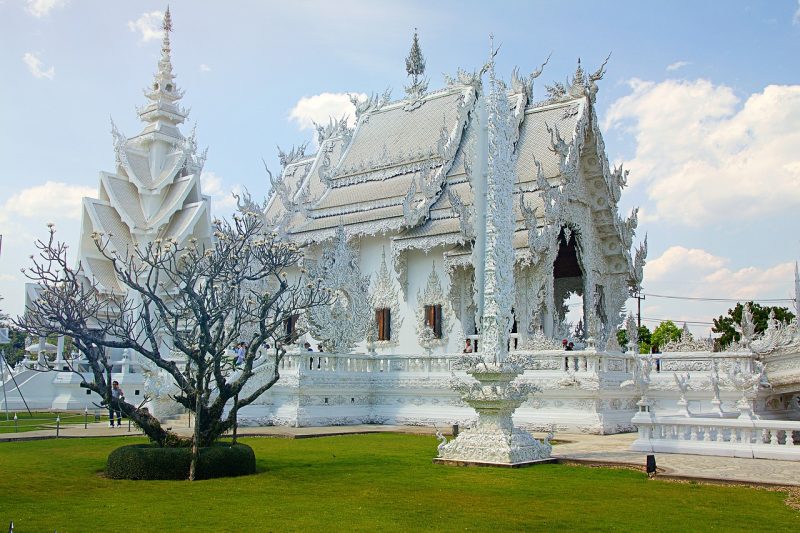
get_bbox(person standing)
[109,380,124,427]
[235,342,246,367]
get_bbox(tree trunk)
[232,393,238,444]
[189,387,201,481]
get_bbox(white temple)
[5,14,800,458]
[242,32,649,433]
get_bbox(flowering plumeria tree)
[18,212,328,478]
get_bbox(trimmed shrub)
[106,442,256,480]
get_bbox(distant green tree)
[712,302,795,348]
[1,325,28,367]
[651,321,682,352]
[616,325,652,353]
[0,297,27,367]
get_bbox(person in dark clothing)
[109,380,124,427]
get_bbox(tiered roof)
[266,51,641,282]
[77,8,212,293]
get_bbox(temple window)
[424,304,443,339]
[376,308,391,341]
[283,314,299,341]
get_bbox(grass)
[0,434,797,532]
[0,411,92,433]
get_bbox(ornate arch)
[415,262,454,350]
[370,247,403,347]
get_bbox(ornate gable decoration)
[415,262,453,349]
[370,248,403,346]
[307,227,371,353]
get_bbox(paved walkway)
[3,423,799,487]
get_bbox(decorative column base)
[434,427,556,467]
[435,363,553,467]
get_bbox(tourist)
[462,339,473,353]
[235,342,246,366]
[566,342,574,351]
[562,339,569,350]
[304,342,313,352]
[109,380,124,427]
[317,344,324,352]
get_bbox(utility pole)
[633,290,646,329]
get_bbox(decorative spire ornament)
[404,29,428,99]
[136,6,188,142]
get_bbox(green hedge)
[106,442,256,480]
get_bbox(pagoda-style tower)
[77,8,212,294]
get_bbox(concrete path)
[2,423,799,487]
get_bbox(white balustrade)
[632,413,800,460]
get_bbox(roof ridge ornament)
[538,54,611,107]
[404,28,428,100]
[510,53,550,101]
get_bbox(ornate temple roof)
[266,44,644,288]
[77,9,212,294]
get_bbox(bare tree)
[17,211,328,479]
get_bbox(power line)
[643,293,794,303]
[640,316,715,326]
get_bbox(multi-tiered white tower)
[77,8,212,294]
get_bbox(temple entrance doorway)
[553,229,585,344]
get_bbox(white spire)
[137,6,188,131]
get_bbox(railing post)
[56,416,60,438]
[84,407,88,429]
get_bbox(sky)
[0,0,799,336]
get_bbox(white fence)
[631,413,800,460]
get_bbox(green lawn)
[0,434,797,532]
[0,411,92,433]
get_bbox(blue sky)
[1,0,799,333]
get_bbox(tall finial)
[404,28,428,99]
[163,5,172,33]
[479,33,500,81]
[138,6,187,131]
[143,6,183,106]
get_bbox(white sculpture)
[307,226,371,353]
[673,372,691,416]
[728,361,770,419]
[435,42,552,466]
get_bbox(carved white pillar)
[55,335,65,364]
[476,61,516,365]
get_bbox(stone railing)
[282,352,461,374]
[276,350,634,376]
[631,413,800,460]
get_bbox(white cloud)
[0,181,93,223]
[288,92,365,132]
[201,171,240,214]
[640,246,796,335]
[645,246,795,302]
[604,79,800,226]
[127,11,164,43]
[199,64,211,72]
[794,0,800,25]
[22,52,54,80]
[666,60,690,72]
[25,0,66,18]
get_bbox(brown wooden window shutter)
[376,308,391,341]
[424,304,443,339]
